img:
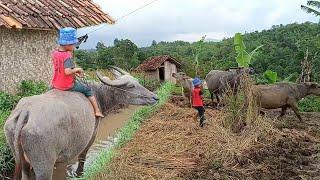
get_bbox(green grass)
[299,96,320,112]
[0,110,14,177]
[0,80,48,176]
[80,82,174,179]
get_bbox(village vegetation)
[0,22,320,177]
[0,5,319,177]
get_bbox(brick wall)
[0,28,57,93]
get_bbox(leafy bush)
[299,96,320,112]
[18,80,48,97]
[0,111,14,177]
[263,70,278,84]
[133,73,161,91]
[0,93,19,112]
[0,80,47,177]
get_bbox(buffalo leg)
[210,92,214,103]
[29,153,55,180]
[76,118,101,176]
[32,161,54,180]
[278,106,288,119]
[291,104,303,121]
[75,149,89,177]
[215,94,220,105]
[21,159,34,180]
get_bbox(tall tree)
[112,39,139,69]
[301,1,320,17]
[151,40,157,46]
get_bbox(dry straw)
[95,77,280,179]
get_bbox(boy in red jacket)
[51,27,104,118]
[192,78,206,127]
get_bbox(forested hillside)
[76,22,319,80]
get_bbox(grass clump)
[18,80,48,97]
[81,82,174,179]
[299,96,320,112]
[0,111,14,178]
[222,74,260,133]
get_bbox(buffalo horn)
[96,71,129,87]
[109,66,130,76]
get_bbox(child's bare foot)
[95,112,104,118]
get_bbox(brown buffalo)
[172,72,193,106]
[4,67,158,180]
[251,82,320,121]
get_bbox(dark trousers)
[194,106,206,127]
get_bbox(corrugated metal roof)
[136,55,181,71]
[0,0,115,30]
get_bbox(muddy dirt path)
[52,106,139,180]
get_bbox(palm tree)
[301,1,320,17]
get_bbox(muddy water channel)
[52,106,139,179]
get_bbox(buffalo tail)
[13,110,28,180]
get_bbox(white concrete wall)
[164,61,177,84]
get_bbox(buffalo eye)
[127,84,136,88]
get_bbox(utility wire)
[86,0,161,35]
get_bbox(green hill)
[76,22,319,81]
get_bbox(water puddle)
[52,106,139,179]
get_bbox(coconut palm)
[301,1,320,17]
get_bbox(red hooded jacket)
[192,87,204,107]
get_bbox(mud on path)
[96,98,320,180]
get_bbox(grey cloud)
[78,0,318,49]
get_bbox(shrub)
[0,80,47,177]
[18,80,48,97]
[0,93,19,112]
[299,96,320,112]
[133,73,161,91]
[0,111,14,177]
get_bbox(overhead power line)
[86,0,161,35]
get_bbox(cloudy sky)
[78,0,318,48]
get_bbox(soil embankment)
[96,97,320,180]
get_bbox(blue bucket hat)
[58,27,78,46]
[192,77,202,87]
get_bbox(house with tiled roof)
[136,55,181,83]
[0,0,114,93]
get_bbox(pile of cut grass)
[92,74,279,179]
[93,101,278,179]
[80,82,174,179]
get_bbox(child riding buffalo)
[51,27,104,118]
[192,78,206,127]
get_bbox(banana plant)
[234,33,263,68]
[194,35,206,76]
[263,70,278,84]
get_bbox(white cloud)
[78,0,318,48]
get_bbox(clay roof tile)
[0,0,114,30]
[136,55,182,71]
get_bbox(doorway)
[159,67,165,81]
